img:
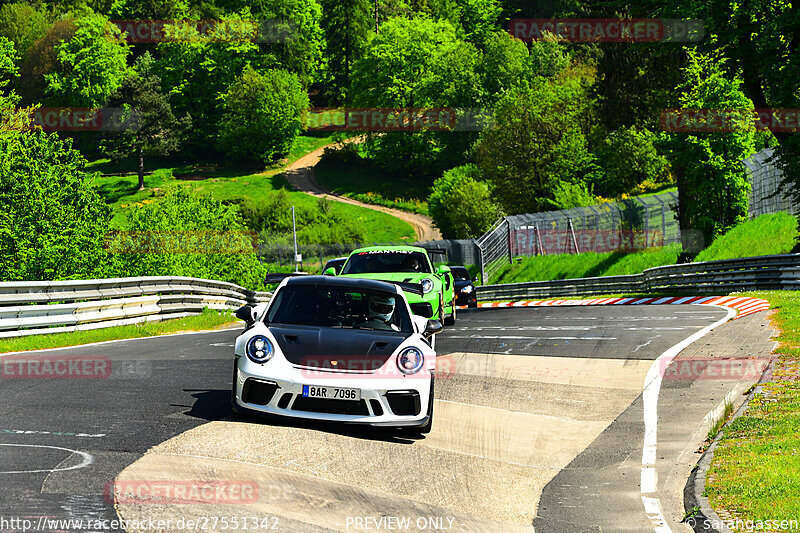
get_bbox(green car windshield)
[342,251,432,275]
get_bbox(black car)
[451,266,478,308]
[323,257,348,275]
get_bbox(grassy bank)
[314,156,430,215]
[491,244,682,284]
[490,213,798,285]
[0,308,238,353]
[695,213,798,262]
[705,291,800,522]
[89,135,416,243]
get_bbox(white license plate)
[302,385,360,401]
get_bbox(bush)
[108,187,267,289]
[218,66,309,165]
[595,126,672,197]
[0,130,112,281]
[429,164,503,238]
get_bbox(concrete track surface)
[0,305,776,533]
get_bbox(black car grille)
[291,396,370,416]
[385,391,421,416]
[241,379,278,406]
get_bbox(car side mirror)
[424,319,443,337]
[472,276,479,282]
[235,305,256,327]
[436,265,450,275]
[323,267,336,276]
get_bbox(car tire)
[443,299,456,326]
[468,301,478,309]
[418,377,434,434]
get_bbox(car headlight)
[246,335,273,363]
[397,347,424,374]
[461,285,474,294]
[421,278,434,294]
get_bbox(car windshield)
[341,251,432,274]
[452,267,470,281]
[266,285,413,333]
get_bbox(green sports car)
[329,246,457,326]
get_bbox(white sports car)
[231,275,442,432]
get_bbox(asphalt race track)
[0,304,769,533]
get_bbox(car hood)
[268,324,407,369]
[339,272,433,284]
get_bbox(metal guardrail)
[0,276,271,339]
[477,253,800,301]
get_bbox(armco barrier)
[0,276,271,339]
[477,253,800,301]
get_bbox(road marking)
[639,305,735,532]
[445,335,617,340]
[0,428,105,438]
[0,443,93,474]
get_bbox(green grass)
[695,213,798,262]
[287,133,340,163]
[314,156,430,215]
[89,135,415,243]
[491,244,682,284]
[705,291,800,523]
[0,308,238,353]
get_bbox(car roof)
[284,275,401,293]
[351,245,427,254]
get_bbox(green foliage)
[694,213,798,262]
[667,51,756,250]
[491,244,682,285]
[44,13,130,108]
[0,130,112,281]
[109,187,267,288]
[351,16,483,175]
[0,3,50,57]
[596,126,672,197]
[101,52,190,188]
[527,33,570,78]
[17,19,76,105]
[154,13,273,152]
[109,0,189,18]
[429,164,503,238]
[478,64,601,214]
[239,189,368,244]
[477,31,532,101]
[319,0,371,102]
[218,66,308,164]
[257,0,325,86]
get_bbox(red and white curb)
[461,295,770,319]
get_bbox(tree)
[102,52,190,190]
[595,126,671,197]
[0,130,112,281]
[0,3,50,58]
[217,66,308,164]
[477,64,601,214]
[477,31,532,103]
[320,0,371,102]
[108,187,267,289]
[429,164,503,238]
[0,37,30,133]
[350,16,483,175]
[16,20,76,105]
[44,13,130,108]
[666,51,757,253]
[109,0,189,19]
[155,13,273,153]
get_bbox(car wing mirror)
[235,305,256,327]
[436,265,450,275]
[424,319,443,337]
[323,267,336,276]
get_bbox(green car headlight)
[421,278,434,294]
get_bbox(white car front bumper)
[232,356,433,427]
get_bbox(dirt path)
[283,144,442,242]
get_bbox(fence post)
[506,219,513,264]
[478,243,486,285]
